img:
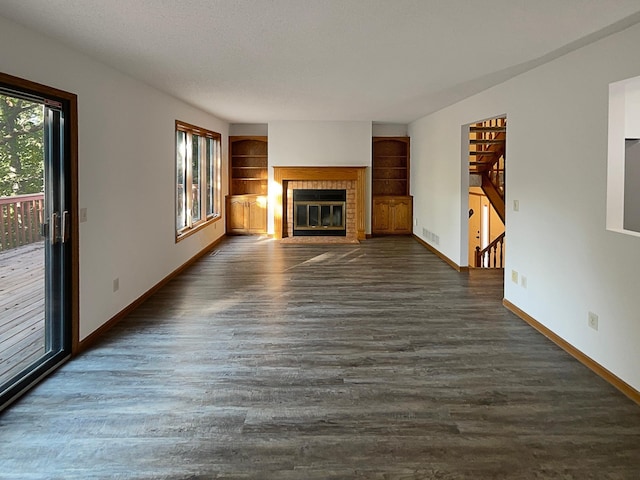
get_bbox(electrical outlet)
[511,270,518,283]
[588,311,599,331]
[80,208,88,223]
[521,275,527,288]
[113,277,119,293]
[513,200,519,212]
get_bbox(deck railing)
[0,193,45,252]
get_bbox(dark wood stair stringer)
[480,169,505,223]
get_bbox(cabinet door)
[372,199,391,233]
[247,198,267,233]
[391,197,413,233]
[227,197,246,232]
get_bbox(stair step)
[470,126,506,132]
[469,151,499,156]
[469,139,504,145]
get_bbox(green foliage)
[0,93,44,197]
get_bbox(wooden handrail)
[0,193,44,205]
[475,232,505,268]
[0,193,45,252]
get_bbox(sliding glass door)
[0,76,76,410]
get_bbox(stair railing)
[475,232,505,268]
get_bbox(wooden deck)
[0,242,45,387]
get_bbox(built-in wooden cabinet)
[226,136,268,234]
[226,194,267,234]
[372,137,413,235]
[372,196,413,234]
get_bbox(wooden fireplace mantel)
[272,166,367,240]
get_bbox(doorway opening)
[467,116,506,268]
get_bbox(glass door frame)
[0,71,78,410]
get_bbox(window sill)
[606,226,640,239]
[176,215,222,243]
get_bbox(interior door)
[0,85,73,411]
[468,193,481,266]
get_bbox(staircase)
[470,118,506,268]
[469,118,505,222]
[475,232,505,268]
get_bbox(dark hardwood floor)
[1,236,639,479]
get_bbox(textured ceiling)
[2,0,640,123]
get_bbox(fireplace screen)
[293,189,346,236]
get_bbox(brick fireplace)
[272,167,367,241]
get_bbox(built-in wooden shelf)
[372,137,412,235]
[372,137,410,197]
[227,136,268,234]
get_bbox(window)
[175,121,221,239]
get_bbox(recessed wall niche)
[607,75,640,236]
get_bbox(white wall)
[409,22,640,391]
[267,121,372,234]
[0,16,228,340]
[229,123,268,136]
[372,123,408,136]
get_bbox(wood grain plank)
[0,243,45,387]
[0,236,639,479]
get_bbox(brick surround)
[272,167,367,241]
[285,180,356,241]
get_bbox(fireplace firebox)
[293,189,346,236]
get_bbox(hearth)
[293,189,346,236]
